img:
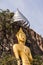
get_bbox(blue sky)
[0,0,43,36]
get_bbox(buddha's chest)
[17,45,29,55]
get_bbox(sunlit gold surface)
[13,28,33,65]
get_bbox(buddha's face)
[16,28,26,43]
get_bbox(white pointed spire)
[12,9,30,28]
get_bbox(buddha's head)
[16,27,26,44]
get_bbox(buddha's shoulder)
[13,43,18,48]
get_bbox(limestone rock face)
[0,9,43,58]
[26,28,43,56]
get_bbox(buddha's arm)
[27,47,33,62]
[13,44,20,65]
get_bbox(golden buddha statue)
[13,27,33,65]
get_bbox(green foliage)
[32,55,43,65]
[0,52,43,65]
[0,52,17,65]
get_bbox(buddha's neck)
[18,40,25,45]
